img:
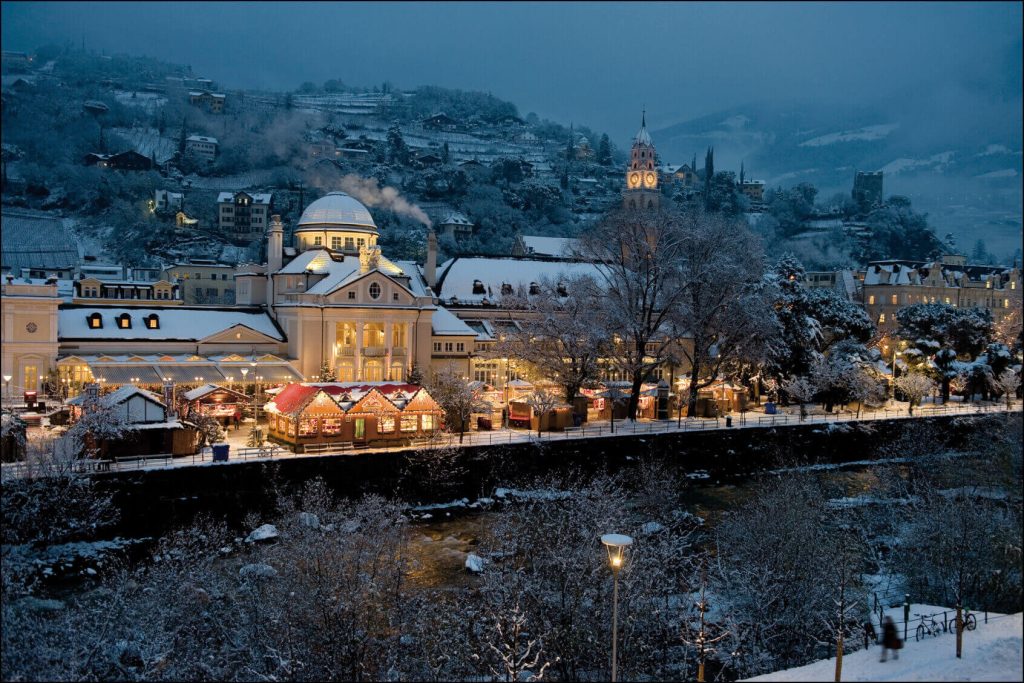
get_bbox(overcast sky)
[2,1,1021,143]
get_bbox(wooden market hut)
[179,383,251,426]
[264,382,444,451]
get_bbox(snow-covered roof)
[296,192,376,233]
[2,211,80,273]
[518,235,579,258]
[863,259,1017,288]
[435,256,604,305]
[439,211,473,226]
[431,306,477,336]
[67,384,165,408]
[217,191,272,204]
[186,135,218,144]
[181,383,247,402]
[58,306,284,341]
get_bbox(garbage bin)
[211,443,230,462]
[725,416,733,427]
[765,402,777,415]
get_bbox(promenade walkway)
[2,401,1017,479]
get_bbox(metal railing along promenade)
[2,403,1018,479]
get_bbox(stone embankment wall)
[96,414,998,538]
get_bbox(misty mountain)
[653,92,1023,259]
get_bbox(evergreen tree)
[565,123,575,162]
[971,239,990,264]
[387,122,409,164]
[560,167,569,190]
[703,147,715,209]
[319,361,336,382]
[740,161,745,185]
[178,118,187,155]
[691,152,697,173]
[597,133,612,166]
[442,141,450,164]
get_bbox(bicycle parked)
[950,608,978,635]
[915,613,944,641]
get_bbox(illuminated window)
[868,295,875,305]
[87,312,102,329]
[400,415,418,432]
[380,416,395,433]
[117,313,132,329]
[368,282,381,299]
[1005,299,1010,309]
[944,297,951,305]
[145,314,159,329]
[1012,281,1017,290]
[321,417,342,435]
[422,415,435,431]
[986,280,992,289]
[878,313,886,323]
[891,294,898,305]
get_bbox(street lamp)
[601,533,633,683]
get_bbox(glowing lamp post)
[601,533,633,682]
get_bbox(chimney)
[268,215,284,273]
[425,230,438,289]
[162,380,176,418]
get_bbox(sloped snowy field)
[748,609,1022,682]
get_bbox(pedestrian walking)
[880,616,901,662]
[863,620,877,649]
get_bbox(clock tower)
[623,110,660,210]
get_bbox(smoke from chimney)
[339,174,432,228]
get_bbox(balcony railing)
[338,347,355,357]
[362,346,386,357]
[390,346,407,357]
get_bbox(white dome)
[296,192,377,233]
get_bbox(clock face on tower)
[643,172,657,188]
[628,172,642,189]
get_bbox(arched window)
[87,312,103,329]
[144,314,160,329]
[117,313,132,329]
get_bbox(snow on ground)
[975,168,1019,179]
[748,608,1022,682]
[879,151,955,175]
[799,123,899,147]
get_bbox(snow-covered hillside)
[747,608,1022,682]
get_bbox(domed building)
[235,192,478,384]
[294,192,380,254]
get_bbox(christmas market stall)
[263,382,444,451]
[179,383,251,427]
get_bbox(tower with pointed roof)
[623,110,660,210]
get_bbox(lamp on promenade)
[601,533,633,683]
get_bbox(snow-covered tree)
[782,376,817,419]
[496,275,603,403]
[189,413,224,449]
[669,211,777,418]
[895,371,934,414]
[65,390,136,459]
[577,204,693,419]
[428,367,492,443]
[994,369,1021,408]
